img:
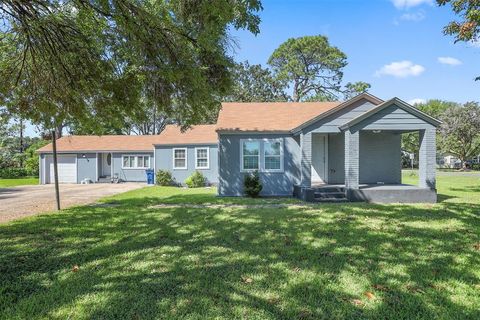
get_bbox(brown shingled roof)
[216,101,341,132]
[153,124,218,145]
[37,124,217,153]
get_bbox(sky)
[24,0,478,137]
[229,0,479,105]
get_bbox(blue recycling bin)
[146,169,155,185]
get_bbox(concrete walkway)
[0,183,145,224]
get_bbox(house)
[37,93,441,203]
[37,125,218,185]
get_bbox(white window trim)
[195,147,210,169]
[263,138,284,172]
[240,138,284,173]
[172,148,188,170]
[240,139,261,172]
[121,154,150,169]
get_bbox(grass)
[0,177,38,188]
[0,173,479,319]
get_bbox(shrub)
[244,171,262,197]
[0,167,29,179]
[185,171,206,188]
[155,170,173,186]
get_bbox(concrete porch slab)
[294,183,437,203]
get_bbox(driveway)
[0,183,146,223]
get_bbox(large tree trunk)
[51,130,61,210]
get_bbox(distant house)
[38,93,442,203]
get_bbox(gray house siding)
[218,134,300,196]
[77,153,97,182]
[359,131,401,184]
[154,145,218,185]
[39,153,45,184]
[327,133,345,184]
[112,152,154,182]
[325,131,402,185]
[303,99,378,133]
[350,104,436,131]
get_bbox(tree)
[437,0,480,79]
[24,140,49,176]
[0,0,261,209]
[267,35,347,102]
[438,102,480,168]
[225,62,288,102]
[344,82,371,100]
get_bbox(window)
[173,148,187,169]
[240,139,284,172]
[122,155,150,169]
[137,155,150,168]
[123,155,135,168]
[264,140,282,171]
[242,140,260,171]
[195,147,209,169]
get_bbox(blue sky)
[229,0,479,104]
[24,0,478,137]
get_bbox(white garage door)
[47,155,77,184]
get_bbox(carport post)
[51,130,61,210]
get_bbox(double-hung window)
[195,147,209,169]
[264,140,282,171]
[137,155,150,168]
[122,155,150,169]
[173,148,187,169]
[241,140,260,171]
[240,139,283,172]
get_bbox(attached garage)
[44,155,77,184]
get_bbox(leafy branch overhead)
[437,0,480,79]
[0,0,262,130]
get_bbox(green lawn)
[1,173,479,319]
[0,177,38,188]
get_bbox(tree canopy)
[224,62,288,102]
[437,0,480,79]
[0,0,262,131]
[438,102,480,165]
[267,35,347,102]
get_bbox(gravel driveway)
[0,183,146,224]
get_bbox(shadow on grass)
[0,192,479,319]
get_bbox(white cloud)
[375,61,426,78]
[399,10,425,22]
[438,56,462,66]
[391,0,433,9]
[408,98,426,105]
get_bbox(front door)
[102,153,112,177]
[311,134,328,184]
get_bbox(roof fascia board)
[290,93,384,134]
[153,142,218,146]
[216,130,291,135]
[37,149,154,154]
[339,97,442,131]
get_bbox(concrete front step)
[314,197,349,203]
[315,191,346,199]
[314,187,348,202]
